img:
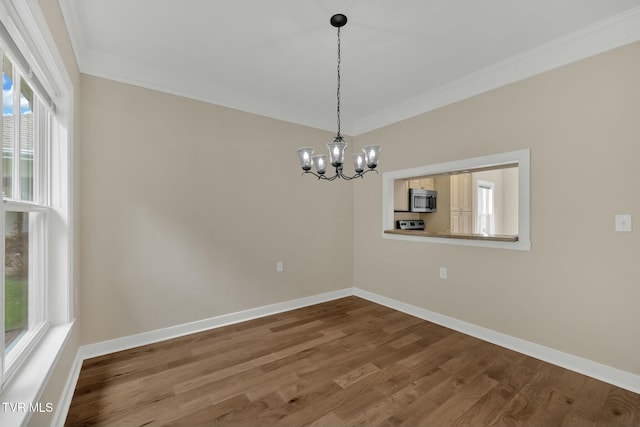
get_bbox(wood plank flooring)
[65,297,640,426]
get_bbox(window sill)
[384,229,519,242]
[0,321,74,427]
[383,229,530,251]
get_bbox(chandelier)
[296,14,381,180]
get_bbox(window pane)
[4,211,29,354]
[2,57,14,198]
[20,77,34,201]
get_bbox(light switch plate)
[615,214,632,232]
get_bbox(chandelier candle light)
[297,13,381,180]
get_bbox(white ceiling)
[58,0,640,135]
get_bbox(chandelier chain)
[336,26,341,138]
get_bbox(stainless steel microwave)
[409,189,437,212]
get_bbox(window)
[1,50,51,379]
[0,4,72,421]
[476,180,495,235]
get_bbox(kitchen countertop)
[384,229,519,242]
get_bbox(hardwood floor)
[65,297,640,426]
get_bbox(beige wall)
[354,41,640,375]
[79,75,353,344]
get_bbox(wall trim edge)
[79,288,353,360]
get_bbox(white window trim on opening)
[382,148,531,251]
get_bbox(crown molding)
[58,2,640,136]
[79,46,339,133]
[352,5,640,135]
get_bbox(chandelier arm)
[319,172,340,181]
[300,167,378,181]
[339,166,357,180]
[337,168,361,180]
[340,171,356,180]
[342,168,379,180]
[301,170,340,181]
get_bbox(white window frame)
[1,47,53,383]
[0,5,73,426]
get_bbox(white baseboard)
[51,349,83,427]
[79,287,353,360]
[354,288,640,394]
[56,286,640,426]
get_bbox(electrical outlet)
[276,261,284,272]
[439,267,447,279]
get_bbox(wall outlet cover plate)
[615,214,632,232]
